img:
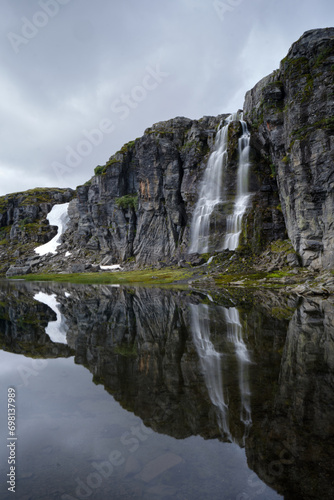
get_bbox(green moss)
[94,165,106,175]
[106,158,119,167]
[314,46,334,68]
[115,194,138,210]
[0,188,72,209]
[180,140,196,151]
[300,74,314,103]
[269,163,276,177]
[281,56,309,78]
[266,80,284,88]
[266,270,290,279]
[270,239,295,253]
[118,139,136,155]
[10,267,193,286]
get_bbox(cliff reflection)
[247,297,334,499]
[1,281,334,499]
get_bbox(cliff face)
[65,116,223,266]
[0,28,333,273]
[55,113,285,268]
[244,28,334,269]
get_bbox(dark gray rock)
[63,115,228,266]
[6,265,32,277]
[244,28,334,269]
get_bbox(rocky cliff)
[244,27,334,269]
[0,188,74,275]
[0,28,333,274]
[62,113,284,268]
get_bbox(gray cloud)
[0,0,333,195]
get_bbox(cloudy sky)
[0,0,333,196]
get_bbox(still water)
[0,280,334,499]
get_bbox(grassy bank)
[7,267,297,290]
[8,267,194,286]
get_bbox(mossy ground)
[9,262,295,290]
[9,267,194,286]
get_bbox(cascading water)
[189,113,238,254]
[189,111,251,254]
[223,116,251,250]
[190,303,252,443]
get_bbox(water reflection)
[191,303,231,440]
[0,280,334,499]
[34,292,68,344]
[190,304,252,444]
[224,307,252,441]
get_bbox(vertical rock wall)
[244,28,334,269]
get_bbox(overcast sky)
[0,0,333,196]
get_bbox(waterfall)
[189,112,251,254]
[190,303,252,443]
[189,113,238,254]
[223,117,251,250]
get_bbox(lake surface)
[1,280,334,499]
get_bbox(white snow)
[100,264,123,271]
[34,292,68,344]
[35,202,70,256]
[64,292,71,298]
[65,251,72,257]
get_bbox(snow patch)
[100,264,123,271]
[35,203,70,256]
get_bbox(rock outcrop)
[0,188,74,274]
[64,116,224,266]
[60,109,283,267]
[244,27,334,269]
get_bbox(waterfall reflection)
[190,303,252,444]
